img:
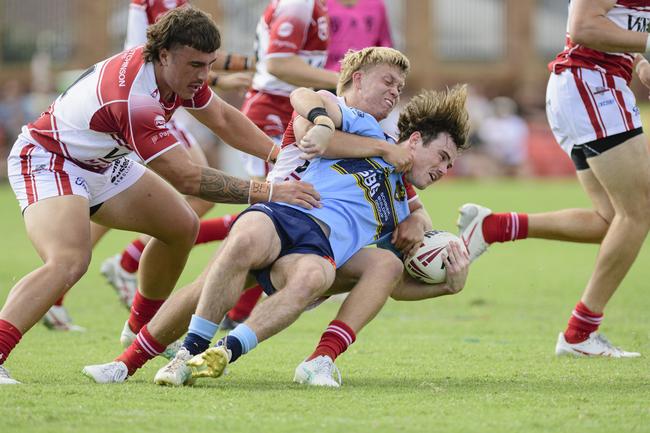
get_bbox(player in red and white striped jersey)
[0,7,318,385]
[458,0,650,358]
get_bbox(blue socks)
[183,315,219,356]
[217,323,258,363]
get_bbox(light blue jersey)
[281,102,410,267]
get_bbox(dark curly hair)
[144,6,221,63]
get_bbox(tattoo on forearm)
[199,167,249,204]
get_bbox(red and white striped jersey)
[549,1,650,83]
[21,47,213,173]
[244,0,330,136]
[125,0,188,49]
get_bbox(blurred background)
[0,0,647,181]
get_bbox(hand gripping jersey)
[549,1,650,83]
[279,103,411,266]
[125,0,188,50]
[242,0,330,136]
[21,47,213,173]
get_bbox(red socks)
[227,285,264,322]
[127,292,165,334]
[0,319,22,365]
[307,320,356,362]
[195,214,238,245]
[116,325,166,376]
[482,212,528,244]
[564,301,603,344]
[120,239,145,274]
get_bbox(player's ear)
[159,48,170,66]
[408,131,421,150]
[352,71,363,91]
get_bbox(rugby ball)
[404,230,462,284]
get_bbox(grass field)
[1,178,650,433]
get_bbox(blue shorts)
[237,202,335,295]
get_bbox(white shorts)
[240,135,281,178]
[546,68,642,156]
[8,138,146,212]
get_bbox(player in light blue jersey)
[144,84,471,386]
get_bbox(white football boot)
[119,320,181,360]
[293,355,341,387]
[82,361,129,384]
[154,347,194,386]
[555,332,641,358]
[457,203,492,262]
[100,254,137,309]
[187,346,232,379]
[0,365,20,385]
[42,305,86,332]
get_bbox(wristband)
[268,182,274,202]
[307,107,329,123]
[314,122,333,130]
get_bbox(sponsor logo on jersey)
[75,177,89,193]
[627,15,650,33]
[154,115,166,129]
[111,158,132,184]
[118,49,136,87]
[277,21,294,38]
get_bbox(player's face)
[406,131,458,189]
[160,45,218,99]
[356,64,405,121]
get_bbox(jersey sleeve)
[124,0,149,49]
[126,94,180,163]
[266,0,312,57]
[181,82,214,109]
[339,104,385,139]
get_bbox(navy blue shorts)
[237,202,335,295]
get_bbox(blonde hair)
[398,85,470,150]
[337,47,410,95]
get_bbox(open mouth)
[384,98,394,108]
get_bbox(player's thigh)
[270,253,336,296]
[576,168,614,223]
[23,194,92,263]
[328,248,403,294]
[222,210,282,267]
[91,168,198,242]
[587,133,650,214]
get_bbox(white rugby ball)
[404,230,462,284]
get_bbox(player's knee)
[220,228,261,267]
[46,253,91,287]
[286,263,332,304]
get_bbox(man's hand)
[383,144,413,172]
[442,241,470,294]
[636,56,650,92]
[392,216,426,258]
[270,180,321,209]
[298,124,334,160]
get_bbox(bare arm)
[570,0,648,52]
[391,200,433,257]
[147,145,320,207]
[189,93,278,162]
[267,56,339,89]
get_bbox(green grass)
[1,179,650,433]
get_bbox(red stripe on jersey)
[583,70,609,137]
[281,114,298,148]
[550,38,634,82]
[572,69,605,139]
[20,144,37,205]
[605,74,634,131]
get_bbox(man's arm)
[570,0,649,52]
[189,92,279,162]
[267,56,339,89]
[147,146,320,208]
[391,199,433,257]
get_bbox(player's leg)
[294,248,403,387]
[556,133,650,357]
[0,195,92,384]
[151,210,281,385]
[91,168,199,338]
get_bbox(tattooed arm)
[148,146,320,208]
